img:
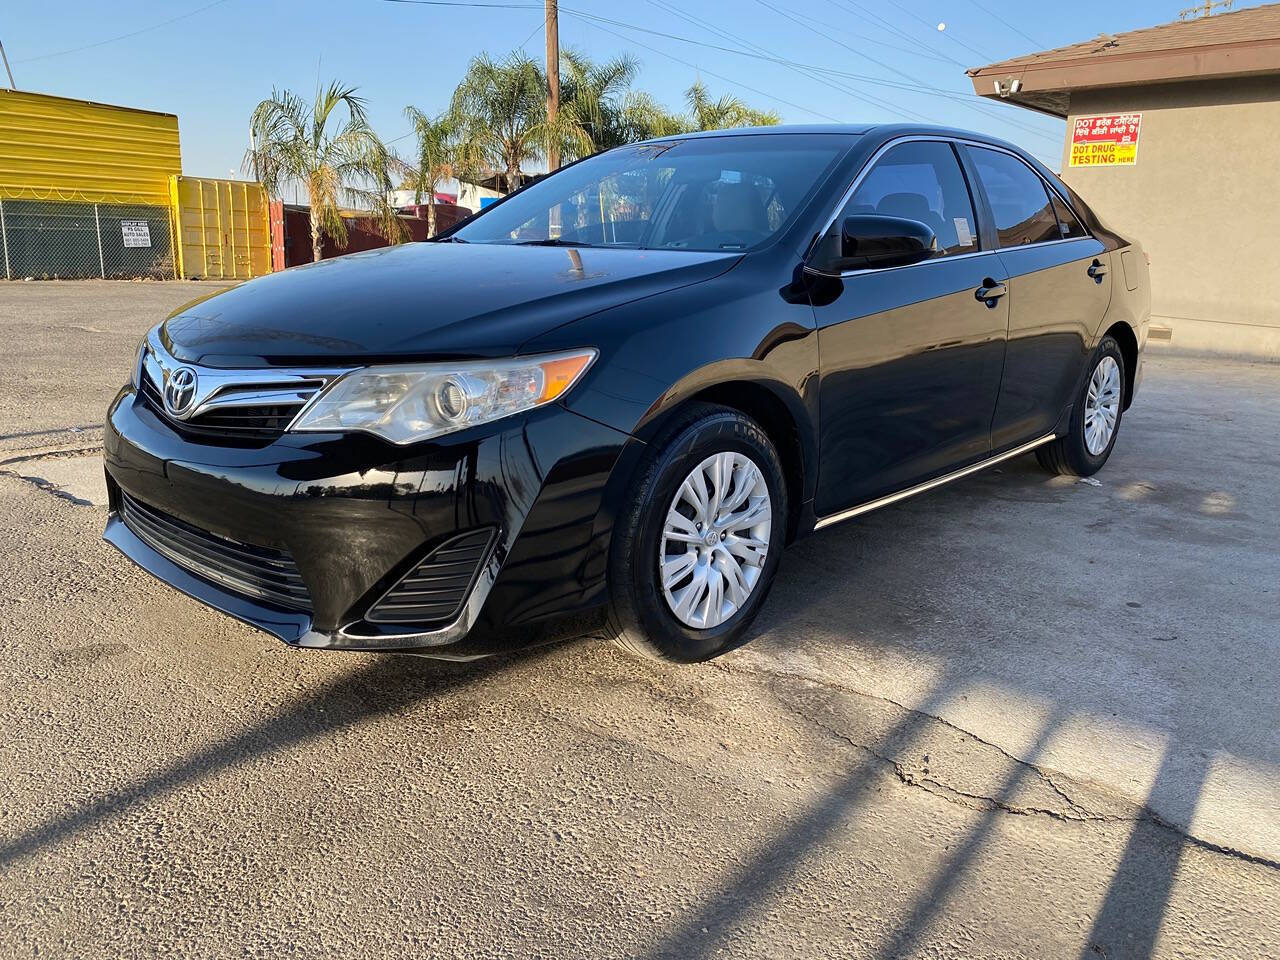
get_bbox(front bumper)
[103,383,634,655]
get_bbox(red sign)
[1069,114,1142,167]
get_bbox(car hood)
[162,242,740,366]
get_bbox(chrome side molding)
[814,433,1057,531]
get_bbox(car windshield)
[451,134,853,252]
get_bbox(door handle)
[1088,259,1108,281]
[975,279,1007,307]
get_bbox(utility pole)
[249,125,261,184]
[545,0,560,172]
[0,39,16,90]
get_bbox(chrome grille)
[139,373,320,440]
[139,369,325,440]
[366,529,494,625]
[136,333,348,442]
[119,491,312,611]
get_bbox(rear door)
[810,139,1008,516]
[962,145,1112,449]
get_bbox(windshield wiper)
[512,238,595,247]
[433,235,468,243]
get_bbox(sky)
[2,0,1264,180]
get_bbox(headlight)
[290,349,597,444]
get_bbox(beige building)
[968,4,1280,359]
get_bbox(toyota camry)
[104,124,1150,662]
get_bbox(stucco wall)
[1062,78,1280,359]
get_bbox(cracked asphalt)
[2,281,1278,959]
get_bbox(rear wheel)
[606,404,787,662]
[1036,335,1126,477]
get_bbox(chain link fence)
[0,199,175,280]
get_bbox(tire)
[605,403,788,663]
[1036,335,1126,477]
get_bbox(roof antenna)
[1180,0,1233,20]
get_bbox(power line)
[577,7,1060,165]
[377,0,1063,156]
[14,0,234,64]
[385,9,547,147]
[753,0,934,88]
[379,0,542,7]
[828,0,947,56]
[379,0,1054,140]
[746,0,954,64]
[645,0,936,124]
[565,12,844,123]
[876,0,994,63]
[962,0,1049,51]
[786,2,1059,144]
[519,14,549,50]
[583,1,1058,143]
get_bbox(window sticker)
[954,217,973,246]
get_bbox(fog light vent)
[366,528,495,625]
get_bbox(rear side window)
[1048,191,1086,240]
[969,147,1060,247]
[845,141,978,258]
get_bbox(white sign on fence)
[121,220,152,248]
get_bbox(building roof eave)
[969,33,1280,118]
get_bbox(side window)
[845,141,978,258]
[969,147,1061,247]
[1048,190,1086,240]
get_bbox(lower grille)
[119,492,312,611]
[366,529,494,625]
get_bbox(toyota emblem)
[164,366,199,418]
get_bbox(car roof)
[641,122,1026,156]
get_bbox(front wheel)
[1036,336,1126,477]
[606,404,787,662]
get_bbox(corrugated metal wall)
[0,89,181,204]
[170,175,271,279]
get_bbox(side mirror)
[836,215,937,271]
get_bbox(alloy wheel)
[1083,355,1122,456]
[659,451,772,630]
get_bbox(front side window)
[843,140,979,258]
[452,134,850,252]
[969,147,1061,247]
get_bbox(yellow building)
[0,89,181,279]
[0,89,270,281]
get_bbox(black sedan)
[104,124,1149,662]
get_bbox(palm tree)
[684,80,781,131]
[247,81,404,263]
[559,50,646,156]
[402,107,456,237]
[621,91,694,140]
[449,51,587,193]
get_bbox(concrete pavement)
[1,281,1276,959]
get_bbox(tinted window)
[845,141,978,257]
[453,135,849,252]
[1049,191,1086,240]
[970,147,1060,247]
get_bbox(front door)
[963,145,1113,448]
[809,140,1008,517]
